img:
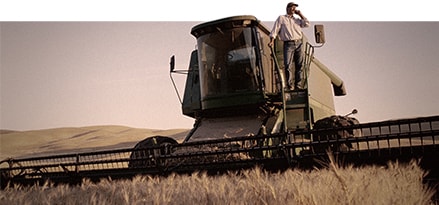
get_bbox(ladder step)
[286,103,307,109]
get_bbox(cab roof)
[191,15,270,38]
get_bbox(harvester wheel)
[312,115,360,154]
[128,136,178,168]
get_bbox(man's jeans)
[283,40,303,89]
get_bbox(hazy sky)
[1,1,439,131]
[2,0,439,21]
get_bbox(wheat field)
[0,158,435,205]
[0,126,436,204]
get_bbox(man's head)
[286,2,298,14]
[287,2,298,8]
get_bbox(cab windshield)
[197,27,260,98]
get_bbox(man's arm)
[295,10,310,27]
[269,16,282,47]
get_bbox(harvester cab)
[170,15,356,143]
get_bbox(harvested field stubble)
[0,160,435,205]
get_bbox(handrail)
[270,45,288,133]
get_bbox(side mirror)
[170,55,175,72]
[314,25,325,44]
[345,109,358,117]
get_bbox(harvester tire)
[312,115,360,154]
[128,136,178,168]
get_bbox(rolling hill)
[0,126,189,160]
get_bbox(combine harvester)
[1,16,438,189]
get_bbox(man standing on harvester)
[269,2,310,90]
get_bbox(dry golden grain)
[0,160,435,205]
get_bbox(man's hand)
[268,41,274,47]
[294,10,301,15]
